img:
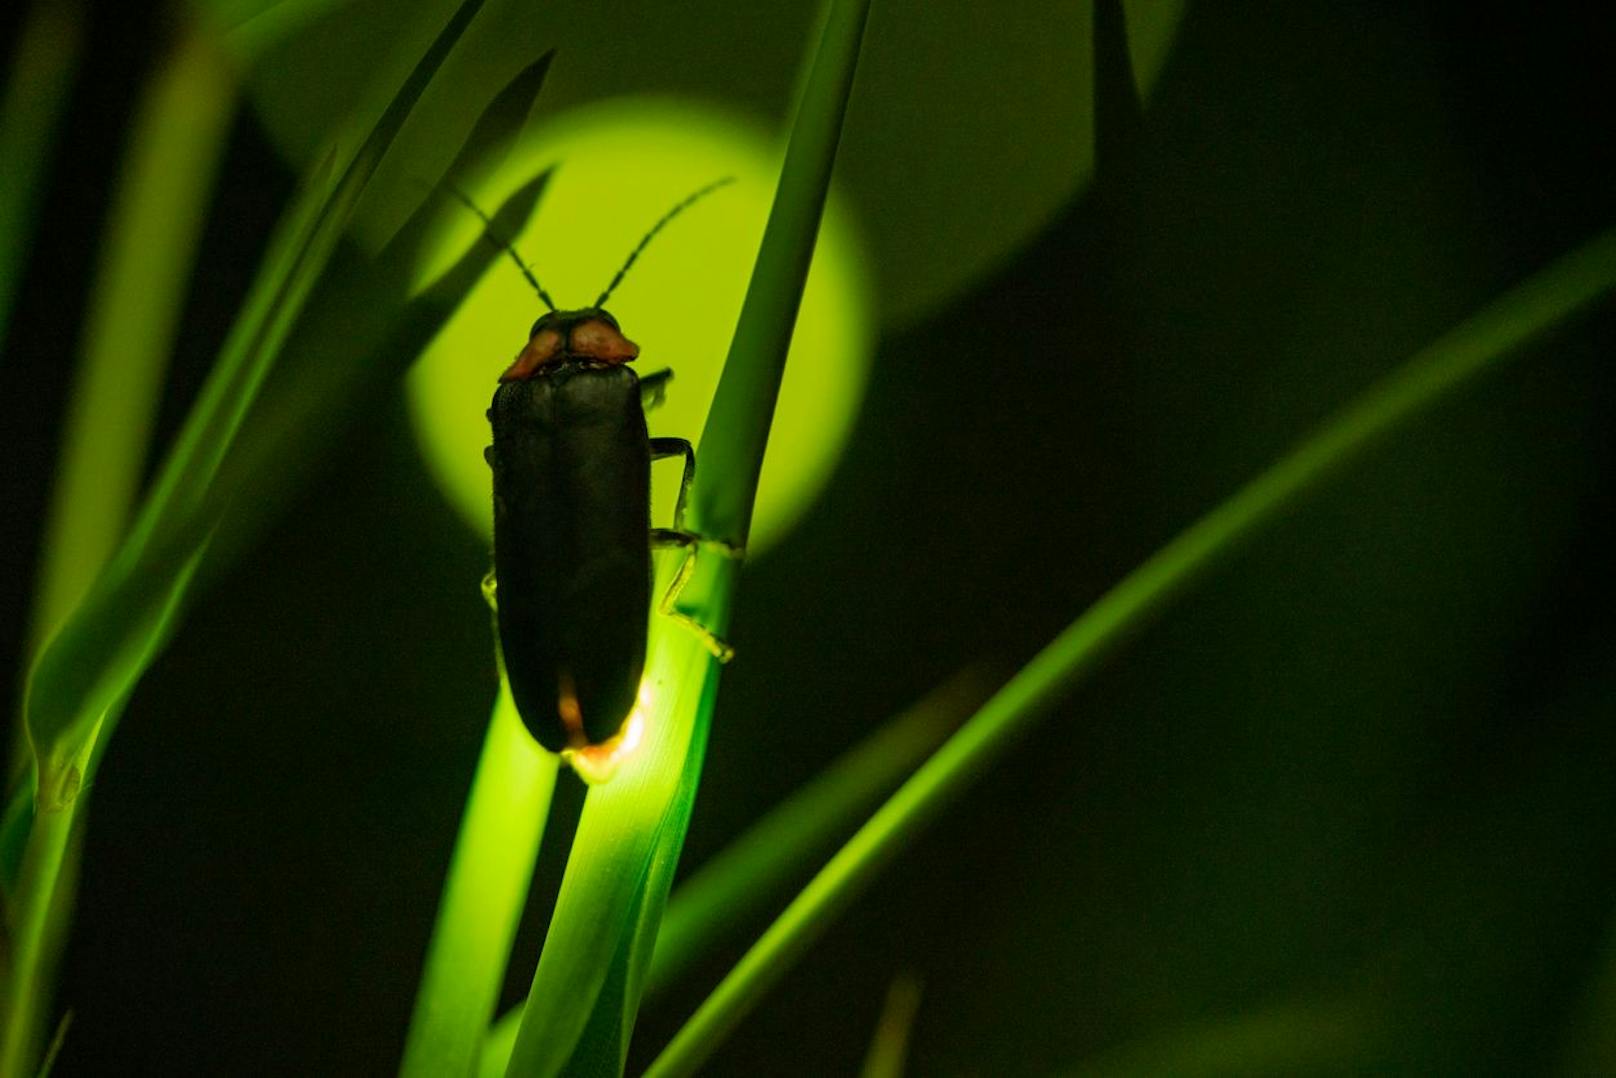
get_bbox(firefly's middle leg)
[648,436,695,530]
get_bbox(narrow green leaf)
[687,0,872,548]
[1559,921,1616,1074]
[644,227,1616,1077]
[648,668,987,995]
[557,697,714,1077]
[1064,996,1365,1077]
[0,0,84,353]
[501,2,872,1073]
[33,1010,70,1078]
[27,14,236,663]
[502,570,723,1078]
[214,0,359,58]
[24,0,488,782]
[121,0,486,569]
[477,670,983,1072]
[859,973,923,1078]
[400,688,558,1078]
[3,6,491,1074]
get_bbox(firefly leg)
[639,368,673,412]
[648,436,695,529]
[649,529,743,662]
[647,437,741,659]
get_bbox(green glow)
[406,97,872,556]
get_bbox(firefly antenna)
[595,176,736,307]
[441,182,557,311]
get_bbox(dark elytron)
[477,179,731,755]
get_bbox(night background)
[1,1,1613,1074]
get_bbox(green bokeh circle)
[406,97,872,556]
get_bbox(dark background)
[2,2,1614,1074]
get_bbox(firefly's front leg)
[638,368,673,412]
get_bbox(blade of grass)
[503,566,723,1078]
[686,0,871,550]
[859,973,923,1078]
[8,8,234,875]
[24,0,487,790]
[0,54,551,903]
[479,669,984,1073]
[501,3,871,1074]
[0,0,84,351]
[215,0,359,58]
[1064,995,1365,1077]
[644,227,1616,1077]
[555,665,720,1077]
[647,667,988,996]
[33,1010,70,1078]
[196,57,556,570]
[1558,916,1616,1074]
[27,11,236,664]
[2,5,488,1073]
[110,0,483,577]
[400,686,558,1078]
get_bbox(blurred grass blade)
[198,55,555,565]
[501,3,870,1074]
[34,1010,70,1078]
[1091,0,1144,188]
[687,0,872,548]
[643,227,1616,1077]
[484,672,981,1070]
[24,0,485,799]
[3,5,487,1074]
[0,0,84,352]
[400,687,558,1078]
[109,0,484,578]
[1560,918,1616,1074]
[380,50,555,268]
[213,0,358,58]
[1064,996,1365,1077]
[11,7,234,809]
[478,670,982,1073]
[27,13,237,658]
[648,667,988,995]
[11,43,552,898]
[859,973,923,1078]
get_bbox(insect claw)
[654,539,739,662]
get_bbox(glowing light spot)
[564,707,647,786]
[617,708,647,756]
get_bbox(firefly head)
[499,307,640,382]
[484,176,734,383]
